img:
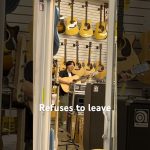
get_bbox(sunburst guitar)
[94,4,107,40]
[72,41,85,76]
[57,0,65,34]
[79,1,93,38]
[136,31,150,85]
[83,42,95,76]
[94,44,107,80]
[65,0,79,36]
[59,39,67,71]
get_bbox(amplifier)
[69,83,86,93]
[118,99,150,150]
[83,83,105,150]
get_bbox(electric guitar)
[94,44,107,80]
[136,31,150,85]
[57,0,65,34]
[59,39,67,71]
[79,1,93,38]
[94,5,107,40]
[72,41,85,76]
[65,0,79,36]
[83,42,95,76]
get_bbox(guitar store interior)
[1,0,150,150]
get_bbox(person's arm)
[58,76,71,84]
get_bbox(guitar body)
[118,35,140,80]
[83,61,95,76]
[95,70,107,80]
[94,22,107,40]
[60,75,80,93]
[57,19,65,34]
[65,17,79,36]
[94,63,107,80]
[136,32,150,85]
[79,20,93,37]
[72,64,85,77]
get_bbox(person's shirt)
[59,69,74,96]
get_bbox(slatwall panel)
[6,0,33,43]
[54,0,109,65]
[6,0,109,66]
[124,0,150,37]
[118,0,150,99]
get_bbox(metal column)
[33,0,55,150]
[103,0,117,150]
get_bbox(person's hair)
[66,61,75,67]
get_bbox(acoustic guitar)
[83,42,95,76]
[3,23,19,75]
[94,44,107,80]
[57,0,65,34]
[65,0,79,36]
[136,31,150,85]
[59,39,67,71]
[60,71,99,93]
[79,1,93,38]
[72,41,85,76]
[117,0,140,80]
[94,5,107,40]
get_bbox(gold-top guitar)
[94,4,107,40]
[72,41,85,76]
[79,1,93,38]
[65,0,79,36]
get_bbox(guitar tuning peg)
[68,3,71,5]
[96,46,99,49]
[61,42,63,45]
[86,45,88,48]
[82,5,84,8]
[73,43,75,47]
[98,8,100,11]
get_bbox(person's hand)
[118,71,132,82]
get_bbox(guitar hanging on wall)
[79,1,93,38]
[94,44,107,80]
[65,0,79,36]
[136,31,150,85]
[83,42,95,76]
[72,41,85,76]
[59,39,67,71]
[94,4,107,40]
[57,0,65,34]
[117,0,140,81]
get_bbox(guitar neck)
[76,44,79,64]
[88,47,91,65]
[71,0,74,23]
[58,0,60,16]
[99,44,102,65]
[99,5,102,26]
[85,1,88,25]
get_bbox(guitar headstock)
[69,0,74,8]
[82,1,88,8]
[64,39,67,45]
